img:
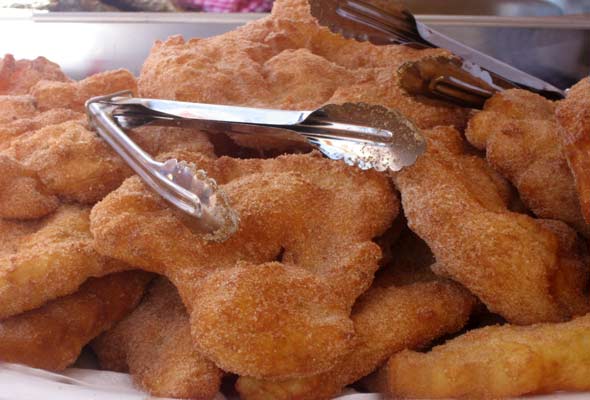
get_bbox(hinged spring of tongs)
[85,91,425,240]
[309,0,566,108]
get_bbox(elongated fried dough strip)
[139,0,469,132]
[0,271,151,371]
[556,77,590,224]
[394,126,589,324]
[0,108,83,151]
[0,205,130,318]
[4,120,131,204]
[0,120,214,211]
[466,89,588,236]
[377,314,590,399]
[93,278,223,400]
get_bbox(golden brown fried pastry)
[556,77,590,224]
[91,152,397,379]
[138,0,469,132]
[466,89,588,236]
[377,314,590,399]
[193,262,356,379]
[0,108,83,151]
[3,120,131,204]
[0,113,214,218]
[0,205,130,319]
[31,69,137,112]
[0,155,59,220]
[394,126,590,325]
[128,125,216,159]
[236,229,475,400]
[0,271,151,371]
[0,95,36,123]
[93,278,223,399]
[0,54,69,95]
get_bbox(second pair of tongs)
[309,0,566,108]
[86,91,426,240]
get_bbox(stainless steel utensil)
[100,94,427,173]
[403,0,590,17]
[309,0,567,107]
[86,91,426,239]
[86,91,239,242]
[396,54,513,108]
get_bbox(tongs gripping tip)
[85,91,239,242]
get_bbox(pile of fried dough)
[1,0,590,398]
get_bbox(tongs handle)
[311,0,566,106]
[429,76,496,109]
[414,22,566,100]
[102,96,427,173]
[109,98,393,143]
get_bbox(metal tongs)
[86,91,425,239]
[86,92,240,242]
[309,0,566,108]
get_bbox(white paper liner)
[0,363,383,400]
[1,362,588,400]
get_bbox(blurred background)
[0,0,274,12]
[0,0,589,88]
[1,0,590,14]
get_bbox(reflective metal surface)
[107,96,427,173]
[86,91,239,242]
[0,12,263,79]
[0,11,588,88]
[309,0,566,101]
[404,0,590,16]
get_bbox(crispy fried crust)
[4,120,132,204]
[0,108,83,151]
[0,155,59,219]
[193,262,356,379]
[0,95,36,123]
[378,314,590,399]
[127,125,215,159]
[0,70,214,215]
[0,271,151,371]
[0,121,214,218]
[90,152,397,379]
[138,0,468,132]
[237,282,474,400]
[556,78,590,224]
[93,278,222,399]
[465,89,588,236]
[0,205,131,319]
[0,63,212,209]
[0,54,69,95]
[236,230,475,400]
[394,126,589,324]
[30,69,137,112]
